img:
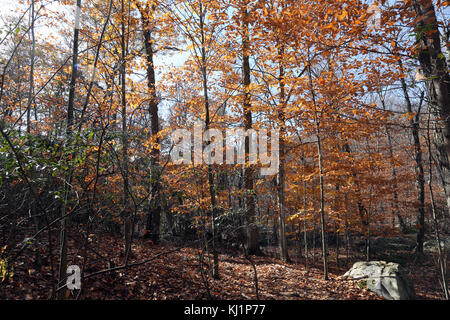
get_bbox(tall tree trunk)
[27,0,41,268]
[57,0,81,300]
[199,2,219,278]
[379,93,407,232]
[241,1,260,256]
[121,0,131,261]
[426,113,449,300]
[335,221,339,269]
[307,63,328,280]
[303,179,308,269]
[277,44,290,263]
[316,129,328,279]
[27,0,35,135]
[412,0,450,217]
[399,60,425,253]
[140,4,161,244]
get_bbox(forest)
[0,0,449,301]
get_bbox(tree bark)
[316,129,328,279]
[199,2,219,278]
[426,113,449,300]
[303,179,308,269]
[398,60,425,253]
[277,44,290,263]
[57,0,81,300]
[241,1,260,256]
[307,62,328,279]
[140,4,161,244]
[26,0,35,135]
[412,0,450,218]
[121,0,131,261]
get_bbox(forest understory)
[1,0,450,302]
[0,229,446,300]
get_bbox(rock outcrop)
[344,261,415,300]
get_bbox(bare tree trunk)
[307,62,328,279]
[316,130,328,279]
[276,43,290,263]
[199,2,219,278]
[303,179,308,269]
[344,194,350,267]
[379,92,407,232]
[139,4,161,244]
[426,113,449,300]
[312,219,316,264]
[398,60,425,253]
[57,0,81,300]
[366,210,370,262]
[412,0,450,218]
[121,0,131,261]
[27,0,41,269]
[241,1,260,256]
[335,221,339,269]
[27,0,35,135]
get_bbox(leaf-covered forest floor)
[0,231,447,300]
